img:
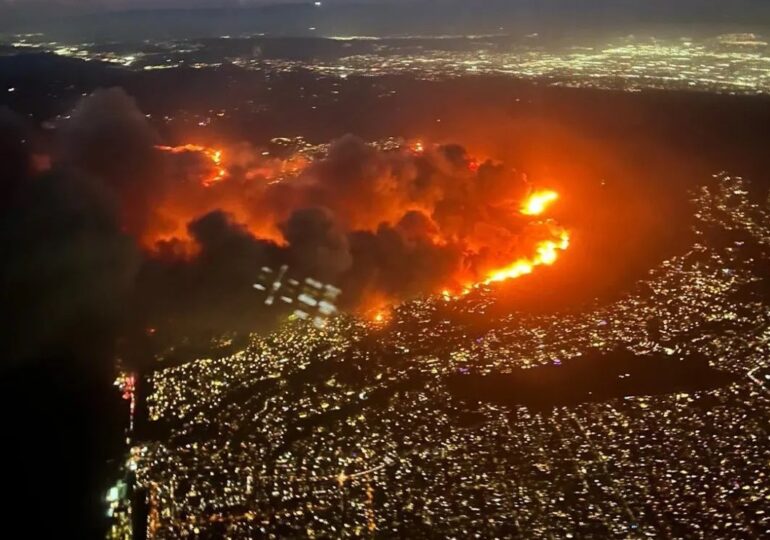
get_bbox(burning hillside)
[143,134,571,311]
[1,88,573,347]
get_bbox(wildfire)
[483,229,570,284]
[149,137,572,316]
[441,188,571,298]
[484,188,569,285]
[410,140,425,154]
[156,144,227,186]
[372,309,390,324]
[521,190,559,216]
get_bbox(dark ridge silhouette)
[447,349,739,409]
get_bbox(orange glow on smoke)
[440,189,570,297]
[521,190,558,216]
[410,140,425,154]
[483,189,569,285]
[144,141,292,253]
[147,139,572,311]
[156,144,227,186]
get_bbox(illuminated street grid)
[127,173,770,539]
[5,33,770,94]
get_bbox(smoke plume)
[1,88,569,365]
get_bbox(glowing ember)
[521,190,559,216]
[156,144,227,186]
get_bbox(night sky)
[4,1,770,37]
[3,0,769,12]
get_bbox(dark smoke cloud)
[0,107,34,197]
[1,88,544,367]
[57,87,163,235]
[0,92,149,540]
[0,107,138,367]
[0,90,158,368]
[343,221,462,306]
[281,207,352,281]
[135,210,285,338]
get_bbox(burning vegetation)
[1,88,573,346]
[155,144,227,187]
[143,134,572,313]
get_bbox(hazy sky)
[3,0,768,36]
[0,0,764,10]
[0,0,282,11]
[0,0,302,19]
[0,0,330,7]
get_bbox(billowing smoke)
[136,210,285,338]
[0,88,567,366]
[0,102,138,367]
[281,207,353,281]
[57,88,164,236]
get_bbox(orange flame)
[484,188,568,285]
[441,188,570,297]
[521,190,558,216]
[483,229,570,284]
[410,140,425,155]
[369,307,393,326]
[156,144,227,187]
[150,140,571,310]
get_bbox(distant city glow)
[11,33,770,94]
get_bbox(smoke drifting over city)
[5,1,770,537]
[0,88,570,360]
